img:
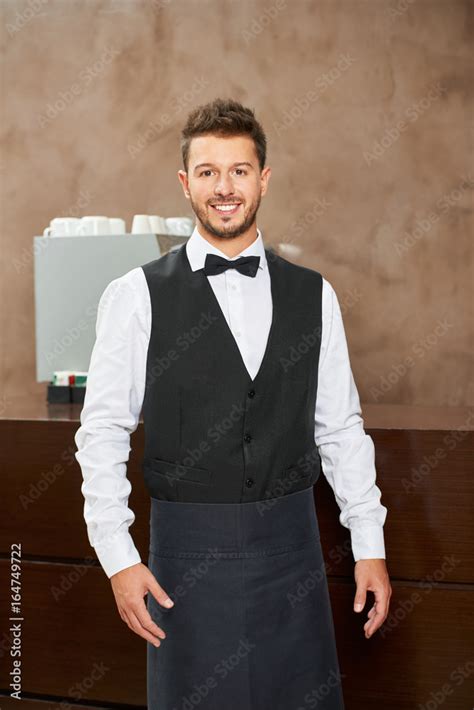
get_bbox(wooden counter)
[0,398,473,708]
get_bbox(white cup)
[43,217,81,237]
[148,215,168,234]
[77,216,110,236]
[165,217,194,236]
[131,214,152,234]
[109,217,126,234]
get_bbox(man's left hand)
[353,559,392,639]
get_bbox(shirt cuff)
[93,530,142,579]
[350,525,386,561]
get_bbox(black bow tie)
[203,253,260,278]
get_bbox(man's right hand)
[110,562,174,647]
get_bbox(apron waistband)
[149,485,320,558]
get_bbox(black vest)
[140,243,323,503]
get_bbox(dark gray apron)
[147,485,345,709]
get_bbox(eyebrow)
[193,161,254,173]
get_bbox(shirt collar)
[186,224,267,272]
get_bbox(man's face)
[178,134,271,240]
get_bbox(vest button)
[244,433,252,443]
[247,389,255,398]
[245,478,254,487]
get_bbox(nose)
[214,173,235,197]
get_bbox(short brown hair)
[180,98,267,173]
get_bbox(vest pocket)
[285,464,312,481]
[143,457,213,501]
[284,465,312,496]
[283,452,321,489]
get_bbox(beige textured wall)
[0,0,472,413]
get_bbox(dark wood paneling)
[317,429,474,583]
[0,421,150,561]
[0,697,113,709]
[1,418,473,708]
[1,562,473,708]
[0,559,146,706]
[332,581,474,710]
[2,422,473,585]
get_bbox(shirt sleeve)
[315,278,388,561]
[74,268,149,578]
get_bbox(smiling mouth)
[210,203,242,216]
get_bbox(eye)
[234,169,247,175]
[199,170,213,177]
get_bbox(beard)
[189,193,261,239]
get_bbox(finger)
[354,585,367,612]
[120,601,165,645]
[371,585,390,621]
[364,607,379,629]
[119,606,151,642]
[365,602,377,621]
[135,597,167,640]
[367,604,377,619]
[127,609,164,647]
[364,597,389,637]
[364,609,384,637]
[118,607,128,624]
[148,576,175,610]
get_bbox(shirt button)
[234,330,241,337]
[247,389,255,398]
[245,478,254,487]
[244,433,252,443]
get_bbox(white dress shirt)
[74,226,387,578]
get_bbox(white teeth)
[213,204,240,211]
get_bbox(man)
[75,97,391,709]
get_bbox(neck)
[196,222,258,258]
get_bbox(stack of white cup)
[42,214,194,237]
[43,216,126,236]
[131,215,194,235]
[131,215,168,234]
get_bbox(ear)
[260,166,272,197]
[177,170,190,198]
